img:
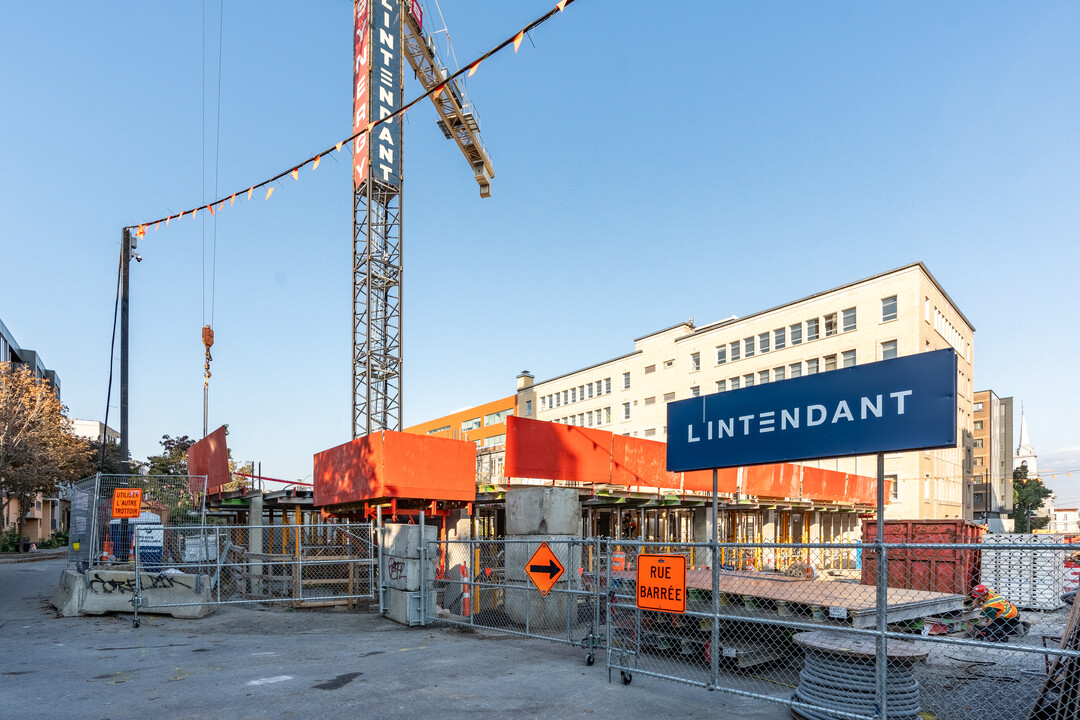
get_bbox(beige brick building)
[517,262,975,521]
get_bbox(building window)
[427,425,451,435]
[806,359,819,374]
[484,409,513,425]
[887,474,899,500]
[974,456,984,467]
[842,350,856,368]
[571,388,577,403]
[882,296,897,322]
[790,323,802,345]
[605,378,611,394]
[730,377,741,390]
[579,413,584,425]
[644,428,656,437]
[758,332,770,353]
[744,337,755,358]
[622,402,631,420]
[691,352,700,372]
[645,364,656,374]
[482,434,506,448]
[730,341,741,362]
[774,327,786,350]
[691,386,701,397]
[974,402,984,412]
[758,370,769,384]
[744,373,755,387]
[716,346,727,365]
[773,366,785,381]
[974,420,983,430]
[824,313,838,337]
[789,363,802,378]
[716,380,726,392]
[881,340,898,361]
[644,396,656,406]
[842,307,856,332]
[588,384,594,399]
[461,417,482,432]
[824,354,838,371]
[555,393,562,408]
[973,438,984,448]
[622,372,630,390]
[605,407,612,424]
[806,318,819,342]
[563,390,569,405]
[525,400,532,416]
[663,392,675,402]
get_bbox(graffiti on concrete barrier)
[388,558,406,581]
[89,573,194,595]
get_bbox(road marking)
[247,675,293,686]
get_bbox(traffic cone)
[462,581,471,616]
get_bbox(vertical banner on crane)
[354,0,402,191]
[353,0,371,188]
[371,0,402,189]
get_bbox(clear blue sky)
[2,2,1078,501]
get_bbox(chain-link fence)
[67,473,208,568]
[424,536,606,663]
[132,522,376,618]
[597,539,1079,720]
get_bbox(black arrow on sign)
[529,560,561,578]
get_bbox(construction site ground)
[2,556,789,720]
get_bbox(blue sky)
[1,2,1078,501]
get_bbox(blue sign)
[666,349,958,472]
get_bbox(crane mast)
[352,0,493,439]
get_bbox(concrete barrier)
[506,487,581,536]
[52,568,215,619]
[382,523,437,559]
[504,536,583,629]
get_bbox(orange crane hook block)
[202,325,214,381]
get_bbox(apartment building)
[972,390,1014,530]
[517,262,975,521]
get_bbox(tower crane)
[353,1,494,439]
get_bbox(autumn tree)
[1011,464,1053,533]
[0,363,92,547]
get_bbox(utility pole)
[120,227,131,469]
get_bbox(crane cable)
[202,1,224,400]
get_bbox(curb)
[0,550,68,565]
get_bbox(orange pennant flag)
[513,30,524,52]
[154,222,160,231]
[433,83,445,99]
[557,0,568,10]
[165,216,170,226]
[218,200,225,213]
[207,203,215,217]
[291,168,299,181]
[468,61,480,77]
[313,155,321,171]
[335,141,344,152]
[266,186,275,200]
[247,187,254,200]
[178,210,185,220]
[229,193,236,206]
[193,207,198,218]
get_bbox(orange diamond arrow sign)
[525,542,565,596]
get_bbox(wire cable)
[99,244,123,472]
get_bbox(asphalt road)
[0,557,791,720]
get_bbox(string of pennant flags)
[129,0,575,237]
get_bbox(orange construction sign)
[525,542,565,596]
[111,488,142,519]
[636,554,687,614]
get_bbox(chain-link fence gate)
[132,522,377,622]
[424,535,606,664]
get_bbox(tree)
[145,435,196,476]
[87,438,135,475]
[1011,464,1053,533]
[0,363,92,548]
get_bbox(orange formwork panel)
[313,430,476,506]
[743,464,800,499]
[681,467,739,494]
[187,425,231,497]
[504,415,615,485]
[610,434,681,489]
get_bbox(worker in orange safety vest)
[972,584,1024,641]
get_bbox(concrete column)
[249,492,263,595]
